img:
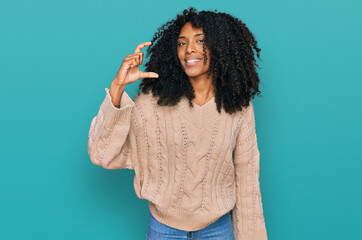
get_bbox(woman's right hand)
[113,41,159,87]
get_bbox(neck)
[188,73,215,99]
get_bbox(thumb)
[140,71,159,79]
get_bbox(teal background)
[1,0,361,239]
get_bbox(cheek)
[177,52,184,65]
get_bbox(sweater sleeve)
[87,87,137,170]
[230,101,268,240]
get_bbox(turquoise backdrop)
[1,0,361,239]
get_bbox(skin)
[177,22,215,106]
[109,22,216,108]
[109,41,159,108]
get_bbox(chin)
[183,68,203,76]
[185,71,208,79]
[185,72,198,77]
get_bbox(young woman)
[87,7,268,240]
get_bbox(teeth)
[186,59,200,63]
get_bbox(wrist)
[111,79,127,89]
[109,82,126,108]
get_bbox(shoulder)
[241,100,254,118]
[234,100,255,129]
[134,90,158,106]
[131,90,159,118]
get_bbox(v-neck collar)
[192,96,215,108]
[175,95,223,130]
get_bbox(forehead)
[178,22,204,36]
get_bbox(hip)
[146,211,235,240]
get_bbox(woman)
[87,7,268,240]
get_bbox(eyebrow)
[178,33,204,39]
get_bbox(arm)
[87,87,136,169]
[230,101,268,240]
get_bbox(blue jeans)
[146,211,235,240]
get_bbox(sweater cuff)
[105,87,135,109]
[99,88,136,126]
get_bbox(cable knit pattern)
[230,100,268,240]
[87,88,267,239]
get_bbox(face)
[177,22,212,80]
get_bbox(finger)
[132,52,143,65]
[125,54,139,60]
[125,53,139,58]
[139,52,144,64]
[133,52,143,65]
[132,53,140,66]
[134,41,152,54]
[139,71,159,79]
[138,53,142,65]
[127,58,139,68]
[129,56,140,65]
[132,58,139,67]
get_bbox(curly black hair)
[138,7,263,114]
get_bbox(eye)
[198,39,205,43]
[178,42,185,47]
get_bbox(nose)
[186,41,196,54]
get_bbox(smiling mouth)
[185,58,201,66]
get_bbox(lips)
[185,58,201,67]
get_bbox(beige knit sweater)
[87,88,268,240]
